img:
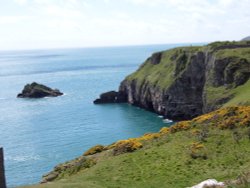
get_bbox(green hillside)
[21,106,250,188]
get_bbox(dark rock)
[41,172,58,183]
[17,82,63,98]
[0,148,6,188]
[94,91,126,104]
[150,52,162,65]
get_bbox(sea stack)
[17,82,63,98]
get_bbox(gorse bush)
[81,106,250,157]
[188,142,207,160]
[83,145,106,156]
[112,140,143,156]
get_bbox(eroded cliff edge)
[96,41,250,120]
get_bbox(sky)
[0,0,250,50]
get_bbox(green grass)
[126,46,203,90]
[225,80,250,106]
[207,41,250,50]
[21,129,250,188]
[205,85,231,108]
[205,78,250,110]
[214,48,250,61]
[21,107,250,188]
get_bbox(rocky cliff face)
[116,41,250,120]
[94,41,250,120]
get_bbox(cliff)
[117,41,250,120]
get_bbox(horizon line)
[0,41,212,52]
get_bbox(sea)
[0,43,195,187]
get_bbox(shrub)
[189,142,207,160]
[159,127,170,134]
[219,117,237,129]
[137,133,161,141]
[83,145,106,156]
[169,121,191,133]
[113,140,143,156]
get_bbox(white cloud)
[1,0,250,50]
[0,16,28,24]
[15,0,28,5]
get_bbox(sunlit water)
[0,44,195,187]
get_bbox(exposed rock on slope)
[96,41,250,120]
[17,82,63,98]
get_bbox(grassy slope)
[225,80,250,106]
[22,106,250,188]
[126,46,202,89]
[205,47,250,108]
[205,79,250,108]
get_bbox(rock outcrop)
[94,91,126,104]
[95,41,250,120]
[189,179,225,188]
[17,82,63,98]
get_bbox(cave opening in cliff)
[146,101,154,112]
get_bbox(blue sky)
[0,0,250,50]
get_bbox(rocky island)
[95,41,250,120]
[17,82,63,98]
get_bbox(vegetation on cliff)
[21,106,250,188]
[118,41,250,120]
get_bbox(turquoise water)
[0,44,191,187]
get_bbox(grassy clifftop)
[126,46,202,89]
[126,41,250,90]
[119,41,250,119]
[22,106,250,188]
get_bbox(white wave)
[163,119,173,123]
[43,92,67,99]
